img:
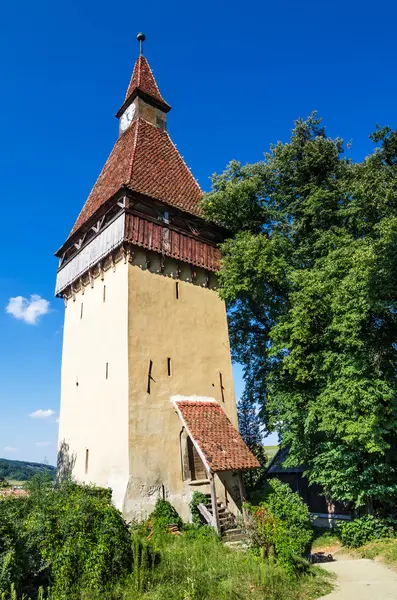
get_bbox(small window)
[175,282,179,300]
[80,303,83,319]
[219,372,225,403]
[167,357,172,377]
[105,363,109,379]
[85,449,89,474]
[103,285,106,302]
[147,360,153,394]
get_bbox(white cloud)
[4,446,18,453]
[6,294,50,325]
[29,409,56,419]
[35,441,52,447]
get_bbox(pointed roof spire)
[117,33,170,116]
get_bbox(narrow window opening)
[147,360,153,394]
[167,357,172,377]
[175,282,179,300]
[85,449,89,475]
[219,372,225,403]
[105,362,109,379]
[103,285,106,302]
[80,302,83,319]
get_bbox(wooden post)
[209,471,220,534]
[238,471,248,524]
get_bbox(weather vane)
[137,32,146,56]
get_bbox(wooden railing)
[197,503,217,529]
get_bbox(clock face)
[120,103,136,132]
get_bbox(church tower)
[56,35,258,524]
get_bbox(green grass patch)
[357,538,397,569]
[263,445,279,460]
[311,530,341,551]
[119,534,334,600]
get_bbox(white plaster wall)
[57,260,129,511]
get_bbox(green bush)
[0,496,48,597]
[265,479,314,555]
[1,480,333,599]
[0,476,132,599]
[189,492,208,526]
[244,480,314,574]
[149,500,182,533]
[338,515,397,548]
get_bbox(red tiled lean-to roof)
[174,399,260,473]
[70,118,203,235]
[124,55,169,107]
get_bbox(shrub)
[189,492,208,527]
[265,479,314,556]
[244,480,314,574]
[0,477,132,599]
[0,496,47,597]
[338,515,397,548]
[149,500,182,532]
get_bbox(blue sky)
[0,0,395,465]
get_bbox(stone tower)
[56,37,258,524]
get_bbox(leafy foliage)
[0,476,132,599]
[337,515,397,548]
[0,481,333,599]
[149,499,183,532]
[189,492,208,527]
[244,480,313,573]
[202,114,397,509]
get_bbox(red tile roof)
[70,118,203,236]
[124,55,169,108]
[174,400,260,473]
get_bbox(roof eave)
[115,88,171,119]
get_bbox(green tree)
[202,114,397,511]
[237,395,267,491]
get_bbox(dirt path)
[318,554,397,599]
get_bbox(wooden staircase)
[199,493,249,548]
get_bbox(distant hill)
[0,458,56,482]
[263,445,279,461]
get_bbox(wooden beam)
[238,472,248,524]
[209,472,220,534]
[197,503,213,526]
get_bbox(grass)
[311,530,341,551]
[116,534,334,600]
[355,538,397,570]
[2,535,334,600]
